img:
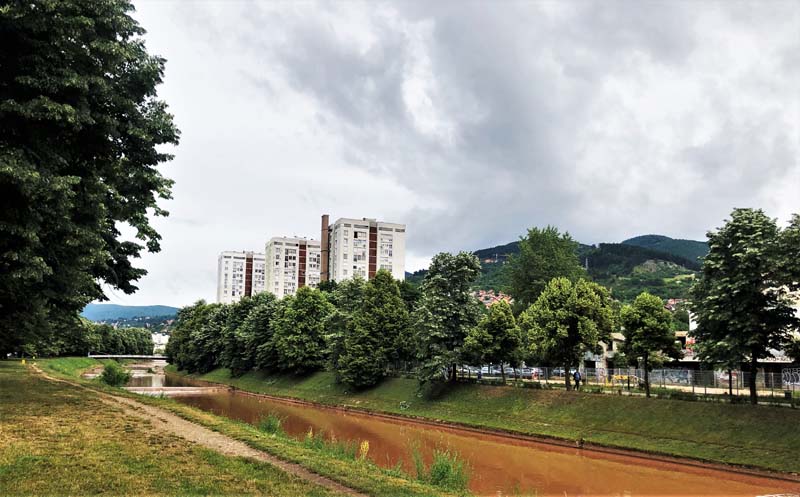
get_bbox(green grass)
[34,358,461,497]
[179,366,800,474]
[0,361,343,497]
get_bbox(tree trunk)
[749,354,758,405]
[644,354,650,398]
[501,362,506,384]
[728,369,733,397]
[451,364,458,383]
[565,364,571,391]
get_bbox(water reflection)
[162,374,796,497]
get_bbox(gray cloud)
[123,0,799,306]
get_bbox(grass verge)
[0,360,343,497]
[34,358,463,497]
[176,366,800,474]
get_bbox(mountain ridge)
[81,304,179,321]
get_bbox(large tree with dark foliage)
[691,208,799,404]
[0,1,179,355]
[506,226,586,311]
[621,292,682,397]
[519,277,615,390]
[414,252,483,385]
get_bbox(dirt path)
[32,366,368,497]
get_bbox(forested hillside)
[407,235,704,302]
[622,234,709,262]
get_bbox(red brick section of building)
[244,253,253,297]
[298,242,307,288]
[368,226,378,279]
[320,214,330,282]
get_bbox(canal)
[141,371,798,497]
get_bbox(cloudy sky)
[110,0,799,307]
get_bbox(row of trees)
[166,270,415,389]
[166,251,686,397]
[20,320,153,358]
[502,208,800,403]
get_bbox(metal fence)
[453,365,800,398]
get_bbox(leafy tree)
[671,308,691,331]
[620,292,682,397]
[398,280,421,313]
[519,278,614,390]
[0,1,179,356]
[226,293,277,376]
[690,208,800,404]
[779,214,800,290]
[506,226,586,311]
[325,277,367,376]
[463,300,522,382]
[414,252,483,385]
[219,295,264,374]
[337,270,411,389]
[272,287,334,374]
[787,338,800,363]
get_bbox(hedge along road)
[165,373,800,497]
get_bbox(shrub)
[411,444,470,492]
[427,449,470,491]
[99,362,131,387]
[257,413,284,435]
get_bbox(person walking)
[573,370,582,390]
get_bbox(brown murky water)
[159,375,799,497]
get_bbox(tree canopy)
[690,208,800,404]
[620,292,681,397]
[505,226,586,310]
[414,252,483,385]
[0,0,179,355]
[463,299,521,381]
[519,277,615,390]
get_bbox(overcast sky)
[108,0,799,307]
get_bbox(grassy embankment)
[181,366,800,474]
[0,360,343,497]
[27,358,464,497]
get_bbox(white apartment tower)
[265,237,322,297]
[216,251,266,304]
[320,215,406,283]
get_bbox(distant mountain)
[622,234,708,263]
[81,304,179,321]
[407,234,707,303]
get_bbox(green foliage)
[337,271,411,389]
[620,292,682,397]
[779,213,800,291]
[691,208,800,404]
[622,235,709,263]
[519,278,615,390]
[99,361,131,387]
[0,0,179,356]
[787,339,800,362]
[272,287,334,374]
[463,300,521,379]
[257,413,284,435]
[414,252,483,385]
[20,318,152,358]
[425,450,470,492]
[506,226,586,310]
[584,244,698,302]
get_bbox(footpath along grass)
[34,358,464,497]
[0,361,343,497]
[183,367,800,474]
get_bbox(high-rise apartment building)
[216,251,266,304]
[265,237,322,297]
[320,215,406,283]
